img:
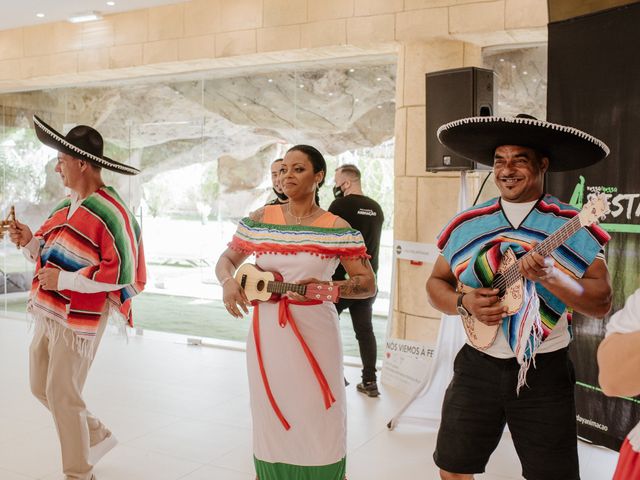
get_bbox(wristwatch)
[456,292,471,318]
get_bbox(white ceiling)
[0,0,187,31]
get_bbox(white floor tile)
[178,464,254,480]
[0,317,620,480]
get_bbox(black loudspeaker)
[426,67,496,172]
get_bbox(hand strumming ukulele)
[458,193,610,349]
[235,263,339,304]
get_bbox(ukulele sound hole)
[256,280,265,292]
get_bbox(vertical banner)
[547,3,640,450]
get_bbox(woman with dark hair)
[215,144,376,480]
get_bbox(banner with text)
[547,3,640,450]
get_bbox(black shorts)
[433,344,579,480]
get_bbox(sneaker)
[356,381,380,397]
[88,433,118,465]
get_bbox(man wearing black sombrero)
[9,116,146,480]
[425,114,613,480]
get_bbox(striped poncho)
[28,186,146,345]
[437,194,609,358]
[229,217,369,259]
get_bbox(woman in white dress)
[215,145,376,480]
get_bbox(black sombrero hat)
[33,115,140,175]
[436,114,609,172]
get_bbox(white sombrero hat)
[437,114,609,172]
[33,115,140,175]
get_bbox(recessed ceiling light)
[267,78,273,83]
[349,68,355,73]
[36,13,45,18]
[376,77,382,81]
[298,84,304,88]
[499,58,505,62]
[106,1,116,5]
[68,11,102,23]
[523,71,528,75]
[328,92,333,96]
[377,105,383,109]
[354,98,359,103]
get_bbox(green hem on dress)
[254,455,346,480]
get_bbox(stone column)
[392,40,483,343]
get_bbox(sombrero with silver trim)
[437,114,609,172]
[33,115,140,175]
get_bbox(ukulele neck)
[267,281,307,296]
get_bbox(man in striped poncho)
[9,116,145,480]
[426,115,612,480]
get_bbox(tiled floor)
[0,317,618,480]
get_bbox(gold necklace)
[287,203,318,225]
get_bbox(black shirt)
[328,194,384,280]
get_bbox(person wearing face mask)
[265,158,288,206]
[328,164,384,397]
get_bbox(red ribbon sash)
[252,297,337,430]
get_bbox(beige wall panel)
[148,4,185,41]
[389,310,407,339]
[215,30,257,57]
[417,176,461,244]
[463,42,482,67]
[405,0,456,9]
[395,43,405,107]
[21,56,50,78]
[308,0,354,22]
[403,40,464,107]
[23,24,55,57]
[394,176,418,242]
[0,30,23,61]
[394,107,408,177]
[347,14,395,45]
[505,0,548,29]
[0,59,22,81]
[354,0,404,16]
[184,0,221,36]
[49,52,79,76]
[257,25,301,52]
[51,23,83,53]
[395,8,449,42]
[112,10,148,45]
[397,259,440,317]
[79,48,109,72]
[449,1,505,33]
[300,19,346,48]
[109,44,143,69]
[82,19,116,49]
[178,35,216,60]
[218,0,263,32]
[143,40,179,64]
[405,314,441,343]
[405,106,427,177]
[263,0,307,27]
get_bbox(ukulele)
[458,193,610,349]
[235,263,340,304]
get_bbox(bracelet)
[220,277,233,287]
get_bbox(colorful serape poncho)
[229,218,369,260]
[28,186,146,348]
[437,194,609,386]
